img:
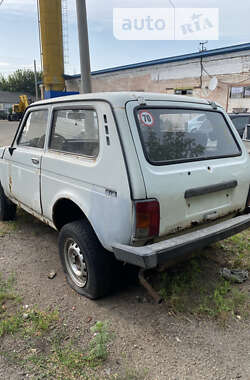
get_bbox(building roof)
[64,42,250,80]
[32,91,212,109]
[0,90,26,104]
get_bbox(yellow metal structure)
[38,0,65,92]
[12,95,30,114]
[9,95,31,121]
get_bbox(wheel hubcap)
[64,239,87,288]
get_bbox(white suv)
[0,92,250,299]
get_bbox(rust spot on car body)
[9,176,12,193]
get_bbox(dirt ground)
[0,120,250,379]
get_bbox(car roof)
[32,92,215,109]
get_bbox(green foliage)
[159,255,249,320]
[220,231,250,269]
[23,309,59,335]
[0,308,59,338]
[0,273,20,314]
[0,313,23,336]
[0,69,42,96]
[159,258,202,313]
[200,282,247,318]
[51,341,87,375]
[86,321,110,365]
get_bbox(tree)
[0,69,42,96]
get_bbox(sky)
[0,0,249,76]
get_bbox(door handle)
[31,158,40,165]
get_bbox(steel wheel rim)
[64,238,87,288]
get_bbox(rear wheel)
[58,220,117,299]
[0,187,16,221]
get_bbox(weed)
[51,341,87,377]
[0,273,20,314]
[0,313,23,336]
[218,231,250,269]
[110,368,146,380]
[158,253,249,320]
[0,307,59,337]
[86,321,110,366]
[159,258,203,313]
[24,309,59,335]
[199,281,248,318]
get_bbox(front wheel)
[58,220,117,299]
[0,187,16,221]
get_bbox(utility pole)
[199,41,208,89]
[76,0,92,93]
[168,0,176,40]
[34,59,39,101]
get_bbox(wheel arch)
[52,197,90,231]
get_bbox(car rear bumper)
[112,214,250,269]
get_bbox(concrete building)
[65,43,250,113]
[0,91,22,112]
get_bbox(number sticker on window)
[138,110,155,127]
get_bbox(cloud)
[0,0,36,15]
[0,62,10,67]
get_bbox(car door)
[5,107,49,214]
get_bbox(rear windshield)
[136,108,241,164]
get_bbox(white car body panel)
[0,92,249,255]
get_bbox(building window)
[175,89,193,95]
[244,87,250,98]
[230,86,250,99]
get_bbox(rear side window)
[136,108,241,164]
[18,110,48,149]
[50,109,99,157]
[230,116,249,137]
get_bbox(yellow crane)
[8,95,31,121]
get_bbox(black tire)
[58,219,117,299]
[0,186,16,221]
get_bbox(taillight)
[134,199,160,239]
[246,186,250,212]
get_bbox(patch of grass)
[0,272,115,379]
[199,281,248,319]
[23,309,59,335]
[158,254,249,320]
[159,258,204,313]
[0,308,59,338]
[110,368,146,380]
[0,221,17,237]
[1,316,112,379]
[28,321,110,378]
[0,274,20,314]
[218,230,250,269]
[0,313,23,336]
[50,341,88,378]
